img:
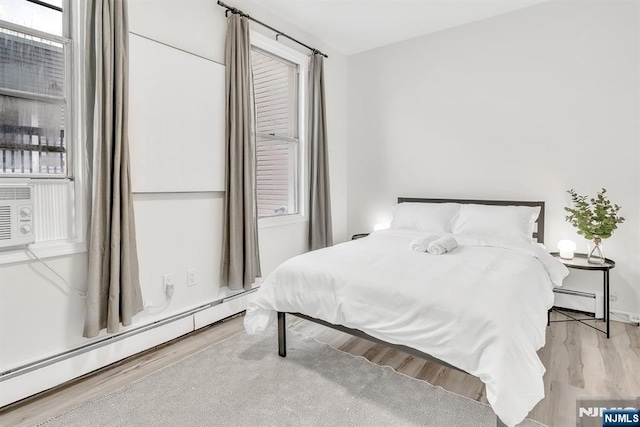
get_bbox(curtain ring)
[225,9,230,17]
[275,33,281,41]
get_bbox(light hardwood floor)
[1,312,638,427]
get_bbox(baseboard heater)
[553,288,603,318]
[0,288,257,383]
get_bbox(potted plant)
[564,188,625,264]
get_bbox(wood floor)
[1,312,638,427]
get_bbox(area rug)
[40,327,544,426]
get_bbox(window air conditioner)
[0,184,35,249]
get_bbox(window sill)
[258,214,307,229]
[0,240,87,265]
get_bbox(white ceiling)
[249,0,547,56]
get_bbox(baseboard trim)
[611,309,640,325]
[0,290,256,408]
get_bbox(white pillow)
[451,204,540,245]
[390,203,460,234]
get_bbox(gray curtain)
[221,14,261,291]
[308,54,333,250]
[83,0,143,338]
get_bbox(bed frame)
[277,197,546,427]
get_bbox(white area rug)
[40,327,544,426]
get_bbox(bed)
[244,198,569,427]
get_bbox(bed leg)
[278,312,287,357]
[547,309,551,326]
[496,416,507,427]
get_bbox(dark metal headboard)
[397,197,545,244]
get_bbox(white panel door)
[129,34,225,193]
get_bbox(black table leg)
[604,270,610,338]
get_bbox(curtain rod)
[217,1,328,58]
[25,0,63,13]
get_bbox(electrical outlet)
[163,273,174,294]
[144,300,153,309]
[187,269,197,287]
[610,294,618,302]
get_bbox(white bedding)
[244,229,568,427]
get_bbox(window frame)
[250,31,309,229]
[0,13,72,178]
[0,0,87,264]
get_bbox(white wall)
[347,1,640,315]
[0,0,348,381]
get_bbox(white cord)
[144,284,174,311]
[144,296,172,310]
[26,246,87,298]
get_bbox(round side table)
[549,252,615,338]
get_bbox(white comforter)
[244,229,569,427]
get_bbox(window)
[0,1,83,261]
[0,0,69,176]
[250,33,307,221]
[0,0,65,36]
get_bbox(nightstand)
[549,252,615,338]
[351,233,370,240]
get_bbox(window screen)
[0,1,68,176]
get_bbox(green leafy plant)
[564,188,625,240]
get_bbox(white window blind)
[251,47,299,218]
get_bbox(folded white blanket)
[427,234,458,255]
[409,234,438,252]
